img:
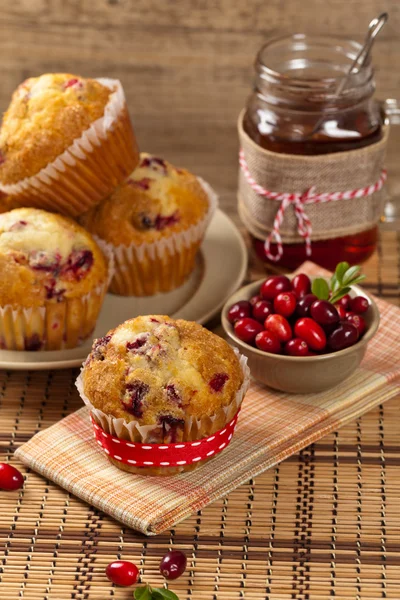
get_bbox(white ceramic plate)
[0,209,247,370]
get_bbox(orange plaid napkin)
[15,263,400,535]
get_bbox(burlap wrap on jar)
[237,110,389,257]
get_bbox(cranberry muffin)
[80,152,217,296]
[78,315,248,475]
[0,208,110,350]
[0,73,139,216]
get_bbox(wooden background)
[1,0,400,214]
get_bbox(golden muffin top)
[81,315,244,442]
[0,208,108,308]
[0,73,112,185]
[79,153,210,246]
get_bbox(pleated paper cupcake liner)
[0,79,139,218]
[108,177,218,297]
[0,239,114,352]
[76,350,250,476]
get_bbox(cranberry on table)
[264,314,292,343]
[350,296,369,314]
[160,550,187,580]
[255,330,281,354]
[273,291,297,318]
[0,463,24,491]
[291,273,311,298]
[234,318,263,343]
[345,313,366,336]
[253,300,273,322]
[336,294,351,311]
[310,300,340,326]
[105,561,139,587]
[260,275,291,300]
[227,301,252,324]
[249,294,262,308]
[328,322,359,351]
[294,318,326,351]
[285,338,309,357]
[296,294,317,318]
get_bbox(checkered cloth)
[15,262,400,535]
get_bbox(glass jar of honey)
[241,34,385,270]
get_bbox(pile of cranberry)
[227,273,370,356]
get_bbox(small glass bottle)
[242,34,384,271]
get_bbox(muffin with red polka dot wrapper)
[0,73,139,217]
[0,207,113,351]
[76,315,249,476]
[79,152,217,296]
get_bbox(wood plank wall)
[0,0,399,214]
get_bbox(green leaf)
[152,589,179,600]
[311,278,330,300]
[134,585,153,600]
[348,275,366,287]
[342,266,361,285]
[330,287,352,305]
[335,262,350,283]
[330,274,340,293]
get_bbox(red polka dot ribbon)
[239,149,387,262]
[91,410,241,468]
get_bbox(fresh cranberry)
[255,330,281,354]
[335,305,347,320]
[336,294,351,311]
[328,322,359,351]
[274,291,297,318]
[209,373,229,392]
[234,318,263,344]
[260,275,291,300]
[296,294,317,318]
[350,296,369,314]
[227,301,252,324]
[105,561,139,587]
[294,318,326,351]
[264,314,292,343]
[0,463,24,491]
[252,300,273,322]
[291,273,311,298]
[123,381,149,417]
[160,550,187,580]
[310,300,340,326]
[249,294,262,308]
[285,338,309,357]
[345,313,366,336]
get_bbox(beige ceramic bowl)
[221,277,380,394]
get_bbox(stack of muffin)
[0,73,215,351]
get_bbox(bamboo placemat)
[0,228,399,599]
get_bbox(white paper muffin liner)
[76,350,250,475]
[108,177,218,296]
[0,238,114,352]
[0,78,139,217]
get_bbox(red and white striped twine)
[239,150,387,262]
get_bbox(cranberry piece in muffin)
[81,316,245,472]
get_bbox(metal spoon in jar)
[309,12,388,137]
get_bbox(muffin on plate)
[0,208,111,351]
[0,73,139,217]
[77,315,249,475]
[80,152,217,296]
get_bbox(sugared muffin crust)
[82,316,243,442]
[80,152,210,246]
[0,73,112,184]
[0,208,108,307]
